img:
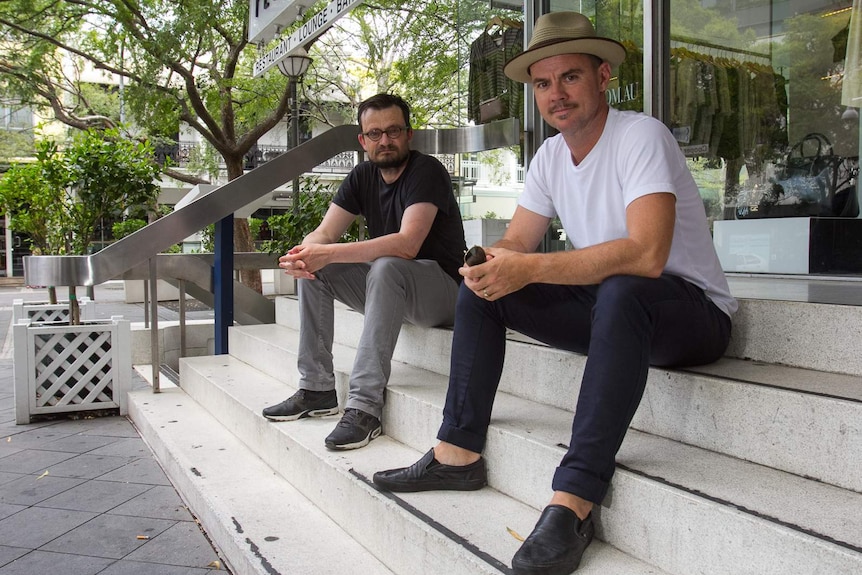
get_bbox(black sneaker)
[324,408,382,450]
[262,389,338,421]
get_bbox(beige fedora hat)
[504,12,626,84]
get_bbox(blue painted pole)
[213,214,234,354]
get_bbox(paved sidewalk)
[0,284,228,575]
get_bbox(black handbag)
[736,133,856,219]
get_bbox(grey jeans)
[297,257,460,419]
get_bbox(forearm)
[529,238,667,286]
[319,233,420,264]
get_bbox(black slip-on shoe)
[372,448,487,492]
[511,505,594,575]
[262,389,338,421]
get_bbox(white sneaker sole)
[325,425,382,451]
[263,406,339,422]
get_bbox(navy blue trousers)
[437,274,731,504]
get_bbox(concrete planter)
[13,317,131,424]
[123,279,182,303]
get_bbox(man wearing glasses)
[262,93,467,451]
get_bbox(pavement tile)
[41,514,176,560]
[0,474,86,506]
[87,437,153,459]
[0,419,54,433]
[0,448,77,474]
[0,426,78,448]
[97,559,213,575]
[0,472,22,487]
[40,453,131,480]
[0,503,25,521]
[97,458,172,486]
[0,446,21,460]
[37,433,122,454]
[108,485,194,522]
[0,550,114,575]
[124,521,221,569]
[0,506,96,548]
[0,546,28,569]
[35,479,150,513]
[45,416,140,439]
[78,417,141,438]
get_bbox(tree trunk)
[68,285,80,325]
[225,156,262,293]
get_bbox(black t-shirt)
[333,150,466,282]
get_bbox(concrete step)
[179,352,862,575]
[176,355,670,575]
[726,298,862,376]
[275,294,862,377]
[231,321,862,493]
[126,378,396,575]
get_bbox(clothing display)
[667,46,788,162]
[467,17,524,125]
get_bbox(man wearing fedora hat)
[374,11,736,575]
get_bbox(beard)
[370,146,410,170]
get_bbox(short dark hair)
[357,93,412,131]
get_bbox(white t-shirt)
[520,108,737,317]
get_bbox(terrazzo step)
[275,291,862,377]
[127,380,395,575]
[229,322,862,493]
[176,355,669,575]
[179,354,862,575]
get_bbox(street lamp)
[277,49,313,217]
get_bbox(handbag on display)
[736,133,857,219]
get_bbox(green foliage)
[0,130,35,162]
[111,218,147,239]
[0,149,66,254]
[248,217,263,240]
[261,176,363,255]
[304,0,513,128]
[0,129,161,255]
[112,215,181,252]
[61,129,161,254]
[199,224,215,253]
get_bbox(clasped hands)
[279,244,328,280]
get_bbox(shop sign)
[253,0,362,77]
[248,0,301,45]
[607,82,639,106]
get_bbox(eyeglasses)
[361,126,407,141]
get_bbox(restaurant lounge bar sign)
[252,0,363,77]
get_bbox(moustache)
[550,104,576,114]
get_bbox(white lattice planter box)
[12,298,94,324]
[13,317,131,424]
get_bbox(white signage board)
[248,0,302,45]
[253,0,362,77]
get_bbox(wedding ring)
[483,289,489,298]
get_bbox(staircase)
[127,278,862,575]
